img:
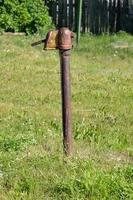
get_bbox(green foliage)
[0,136,36,152]
[0,0,53,34]
[0,157,133,199]
[53,163,133,200]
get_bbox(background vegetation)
[0,0,53,34]
[0,32,133,199]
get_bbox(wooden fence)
[45,0,133,34]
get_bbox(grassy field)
[0,32,133,199]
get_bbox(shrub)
[0,0,53,34]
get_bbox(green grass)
[0,32,133,199]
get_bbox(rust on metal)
[31,39,46,47]
[58,28,74,156]
[44,30,59,50]
[60,49,72,155]
[31,28,74,156]
[58,28,74,50]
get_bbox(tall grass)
[0,32,133,199]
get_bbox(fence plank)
[116,0,122,32]
[69,0,74,30]
[123,0,130,32]
[86,0,91,32]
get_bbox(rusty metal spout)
[31,39,46,47]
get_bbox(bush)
[0,0,53,34]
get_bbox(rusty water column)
[31,28,74,156]
[58,28,74,156]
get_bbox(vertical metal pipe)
[77,0,83,44]
[31,28,74,156]
[59,49,72,156]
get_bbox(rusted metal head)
[58,28,74,50]
[31,28,74,51]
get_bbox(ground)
[0,32,133,199]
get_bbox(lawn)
[0,32,133,199]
